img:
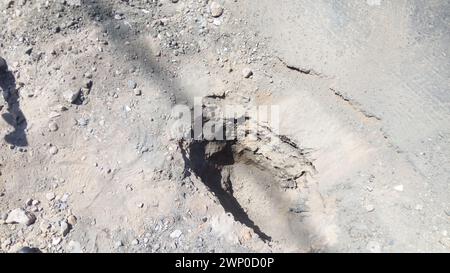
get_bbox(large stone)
[210,2,223,18]
[63,89,81,104]
[5,208,36,226]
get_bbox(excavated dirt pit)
[180,132,316,250]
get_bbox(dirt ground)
[0,0,449,253]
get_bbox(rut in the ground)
[179,117,316,242]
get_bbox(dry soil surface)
[0,0,449,253]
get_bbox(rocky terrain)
[0,0,449,253]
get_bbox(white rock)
[46,192,56,201]
[60,221,70,236]
[52,237,62,245]
[242,68,253,78]
[49,146,59,155]
[67,215,77,226]
[394,184,404,192]
[5,208,36,226]
[170,229,182,238]
[210,2,223,17]
[366,204,375,212]
[63,89,80,104]
[48,122,59,132]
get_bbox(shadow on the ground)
[180,140,272,242]
[0,67,28,147]
[75,0,315,249]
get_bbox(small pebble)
[60,220,70,236]
[394,185,404,192]
[49,146,59,155]
[46,192,56,201]
[242,68,253,78]
[52,237,62,245]
[67,215,77,225]
[210,2,224,17]
[128,80,137,89]
[170,229,182,238]
[48,122,59,132]
[366,204,375,212]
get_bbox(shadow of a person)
[0,58,28,147]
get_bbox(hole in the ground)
[180,140,272,242]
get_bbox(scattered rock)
[83,80,93,89]
[366,204,375,212]
[49,146,59,155]
[210,2,224,18]
[60,220,70,236]
[5,208,36,226]
[46,192,56,201]
[84,72,93,79]
[67,215,77,226]
[131,239,139,245]
[394,184,404,192]
[52,237,62,245]
[48,122,59,132]
[170,229,182,238]
[63,89,81,104]
[128,80,137,89]
[76,117,89,127]
[242,68,253,78]
[25,47,33,55]
[134,89,142,96]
